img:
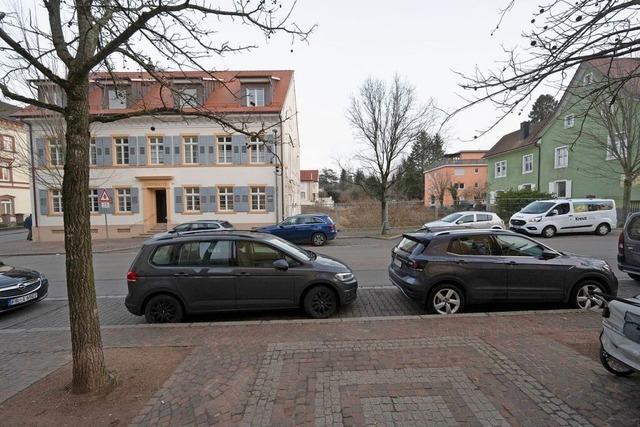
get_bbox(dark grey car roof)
[145,230,271,245]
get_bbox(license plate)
[8,292,38,306]
[393,258,402,268]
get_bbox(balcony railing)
[426,158,487,169]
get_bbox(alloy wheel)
[312,233,326,246]
[575,284,604,310]
[310,288,335,316]
[149,299,178,322]
[433,288,461,314]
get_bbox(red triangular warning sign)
[99,189,111,203]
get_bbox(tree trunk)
[622,176,633,226]
[380,196,390,235]
[63,77,109,393]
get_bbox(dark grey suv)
[389,229,617,314]
[125,231,357,323]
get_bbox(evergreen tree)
[397,132,445,199]
[528,94,558,123]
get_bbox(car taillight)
[127,271,138,282]
[328,223,336,232]
[407,259,427,271]
[619,232,625,255]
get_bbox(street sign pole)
[98,189,112,241]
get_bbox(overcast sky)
[8,1,558,170]
[210,0,556,170]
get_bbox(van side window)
[573,202,588,213]
[177,241,232,266]
[553,203,570,215]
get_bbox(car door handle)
[507,261,518,265]
[173,272,189,277]
[456,260,466,264]
[236,271,250,276]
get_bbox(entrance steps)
[136,224,168,238]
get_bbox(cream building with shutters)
[14,70,301,241]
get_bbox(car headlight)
[602,263,611,272]
[529,216,543,223]
[39,273,46,280]
[335,272,354,282]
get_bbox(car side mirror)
[168,229,176,234]
[540,249,558,260]
[456,220,463,224]
[273,259,289,271]
[548,209,558,217]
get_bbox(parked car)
[152,220,235,239]
[0,260,48,313]
[388,229,617,315]
[618,212,640,281]
[421,211,504,231]
[125,231,357,323]
[509,198,616,238]
[256,214,337,246]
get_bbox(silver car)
[152,220,235,240]
[421,211,504,231]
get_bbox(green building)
[486,58,640,210]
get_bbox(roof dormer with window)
[238,76,277,107]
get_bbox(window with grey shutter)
[174,187,183,213]
[131,188,140,213]
[35,138,46,167]
[39,189,48,215]
[266,186,275,212]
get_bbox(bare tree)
[453,1,640,134]
[463,182,488,204]
[426,169,452,207]
[0,1,311,394]
[573,82,640,219]
[346,75,435,234]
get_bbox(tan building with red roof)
[300,170,319,205]
[15,70,301,241]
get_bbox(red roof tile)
[300,170,319,182]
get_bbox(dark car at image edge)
[125,231,357,323]
[389,229,617,315]
[0,261,48,313]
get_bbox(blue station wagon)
[256,214,337,246]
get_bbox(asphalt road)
[0,231,637,299]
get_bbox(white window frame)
[553,180,568,198]
[522,154,533,174]
[564,114,575,129]
[217,136,232,164]
[0,161,10,181]
[249,136,266,163]
[114,137,129,165]
[49,140,64,166]
[1,135,14,152]
[607,134,625,161]
[218,186,234,212]
[149,136,164,165]
[89,138,97,166]
[52,190,63,213]
[117,188,132,213]
[554,146,568,168]
[108,89,127,109]
[495,160,507,178]
[246,87,265,107]
[184,136,199,164]
[89,189,99,213]
[0,199,12,215]
[250,186,266,211]
[185,187,201,212]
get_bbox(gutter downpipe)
[537,138,542,191]
[280,114,285,221]
[21,119,38,228]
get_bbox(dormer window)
[175,88,198,109]
[108,89,127,109]
[246,87,265,107]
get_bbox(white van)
[509,198,616,238]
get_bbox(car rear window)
[397,237,427,255]
[628,216,640,240]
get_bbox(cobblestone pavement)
[2,311,639,425]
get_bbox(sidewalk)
[0,236,146,257]
[1,311,638,425]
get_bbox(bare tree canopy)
[453,1,640,133]
[0,0,311,394]
[346,75,436,233]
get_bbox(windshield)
[279,216,298,226]
[263,235,311,261]
[440,213,464,223]
[173,223,191,232]
[521,201,555,214]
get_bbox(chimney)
[520,121,530,139]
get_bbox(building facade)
[486,59,640,208]
[0,102,31,224]
[15,70,301,241]
[299,169,319,206]
[424,151,488,207]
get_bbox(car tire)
[542,225,556,238]
[144,294,184,324]
[595,223,611,236]
[628,273,640,281]
[311,232,327,246]
[600,344,635,377]
[303,285,338,318]
[427,283,465,315]
[571,280,605,310]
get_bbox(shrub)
[494,188,553,220]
